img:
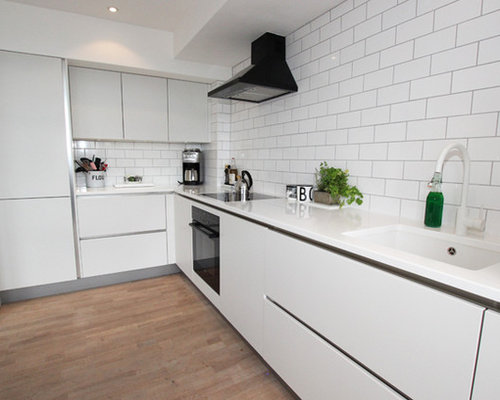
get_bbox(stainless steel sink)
[343,225,500,270]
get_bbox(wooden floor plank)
[0,274,295,400]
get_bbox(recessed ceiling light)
[331,55,337,60]
[108,6,119,13]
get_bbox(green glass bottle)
[424,172,444,228]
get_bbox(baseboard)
[0,264,180,304]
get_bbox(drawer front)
[77,195,166,237]
[265,229,483,400]
[263,299,404,400]
[80,232,167,277]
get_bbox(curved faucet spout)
[433,143,480,235]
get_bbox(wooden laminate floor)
[0,274,295,400]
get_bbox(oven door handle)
[189,221,219,239]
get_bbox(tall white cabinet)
[0,51,77,291]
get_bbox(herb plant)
[315,162,363,207]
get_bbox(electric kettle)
[235,170,253,200]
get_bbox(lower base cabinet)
[0,198,77,290]
[263,299,404,400]
[472,309,500,399]
[80,232,167,277]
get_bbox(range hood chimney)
[208,32,298,103]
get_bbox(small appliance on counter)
[182,148,203,185]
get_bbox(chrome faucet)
[433,143,485,235]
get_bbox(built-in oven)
[190,206,220,294]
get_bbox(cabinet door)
[0,51,70,198]
[168,79,209,143]
[0,198,77,290]
[264,299,404,400]
[77,194,166,237]
[173,195,193,278]
[80,232,167,277]
[265,229,483,400]
[122,73,168,142]
[220,213,265,354]
[472,309,500,400]
[69,67,123,140]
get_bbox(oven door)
[190,206,220,294]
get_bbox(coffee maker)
[182,149,203,185]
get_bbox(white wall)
[0,0,230,82]
[226,0,500,236]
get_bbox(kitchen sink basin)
[343,225,500,270]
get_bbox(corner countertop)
[75,185,178,196]
[176,185,500,308]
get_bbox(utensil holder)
[86,171,105,188]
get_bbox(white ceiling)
[6,0,341,67]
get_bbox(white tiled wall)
[73,140,188,188]
[225,0,500,235]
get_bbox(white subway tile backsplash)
[380,41,414,67]
[364,67,394,90]
[478,36,500,65]
[361,105,391,125]
[456,11,500,45]
[367,0,397,18]
[414,26,457,58]
[430,44,478,75]
[388,141,423,160]
[452,62,500,93]
[468,137,500,161]
[394,57,430,83]
[354,14,382,41]
[426,92,472,118]
[410,73,451,100]
[416,0,455,15]
[366,28,396,54]
[341,4,367,30]
[434,0,481,30]
[382,0,416,29]
[219,0,500,234]
[353,53,380,76]
[396,12,433,44]
[390,99,426,122]
[447,113,498,138]
[374,122,406,141]
[472,86,500,113]
[483,0,500,13]
[407,118,447,140]
[373,160,403,177]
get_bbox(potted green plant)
[314,162,363,207]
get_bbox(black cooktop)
[201,192,279,202]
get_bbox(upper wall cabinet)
[168,79,209,143]
[122,73,168,142]
[69,67,123,140]
[69,66,209,143]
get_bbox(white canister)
[297,185,313,203]
[85,171,105,188]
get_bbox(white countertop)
[177,185,500,307]
[75,185,178,196]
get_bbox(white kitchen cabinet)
[0,51,70,198]
[77,195,166,238]
[173,195,193,279]
[80,232,167,277]
[263,299,404,400]
[168,79,209,143]
[0,198,77,290]
[122,73,168,142]
[69,67,123,140]
[471,309,500,400]
[265,229,483,400]
[220,213,265,354]
[77,194,168,277]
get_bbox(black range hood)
[208,32,298,103]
